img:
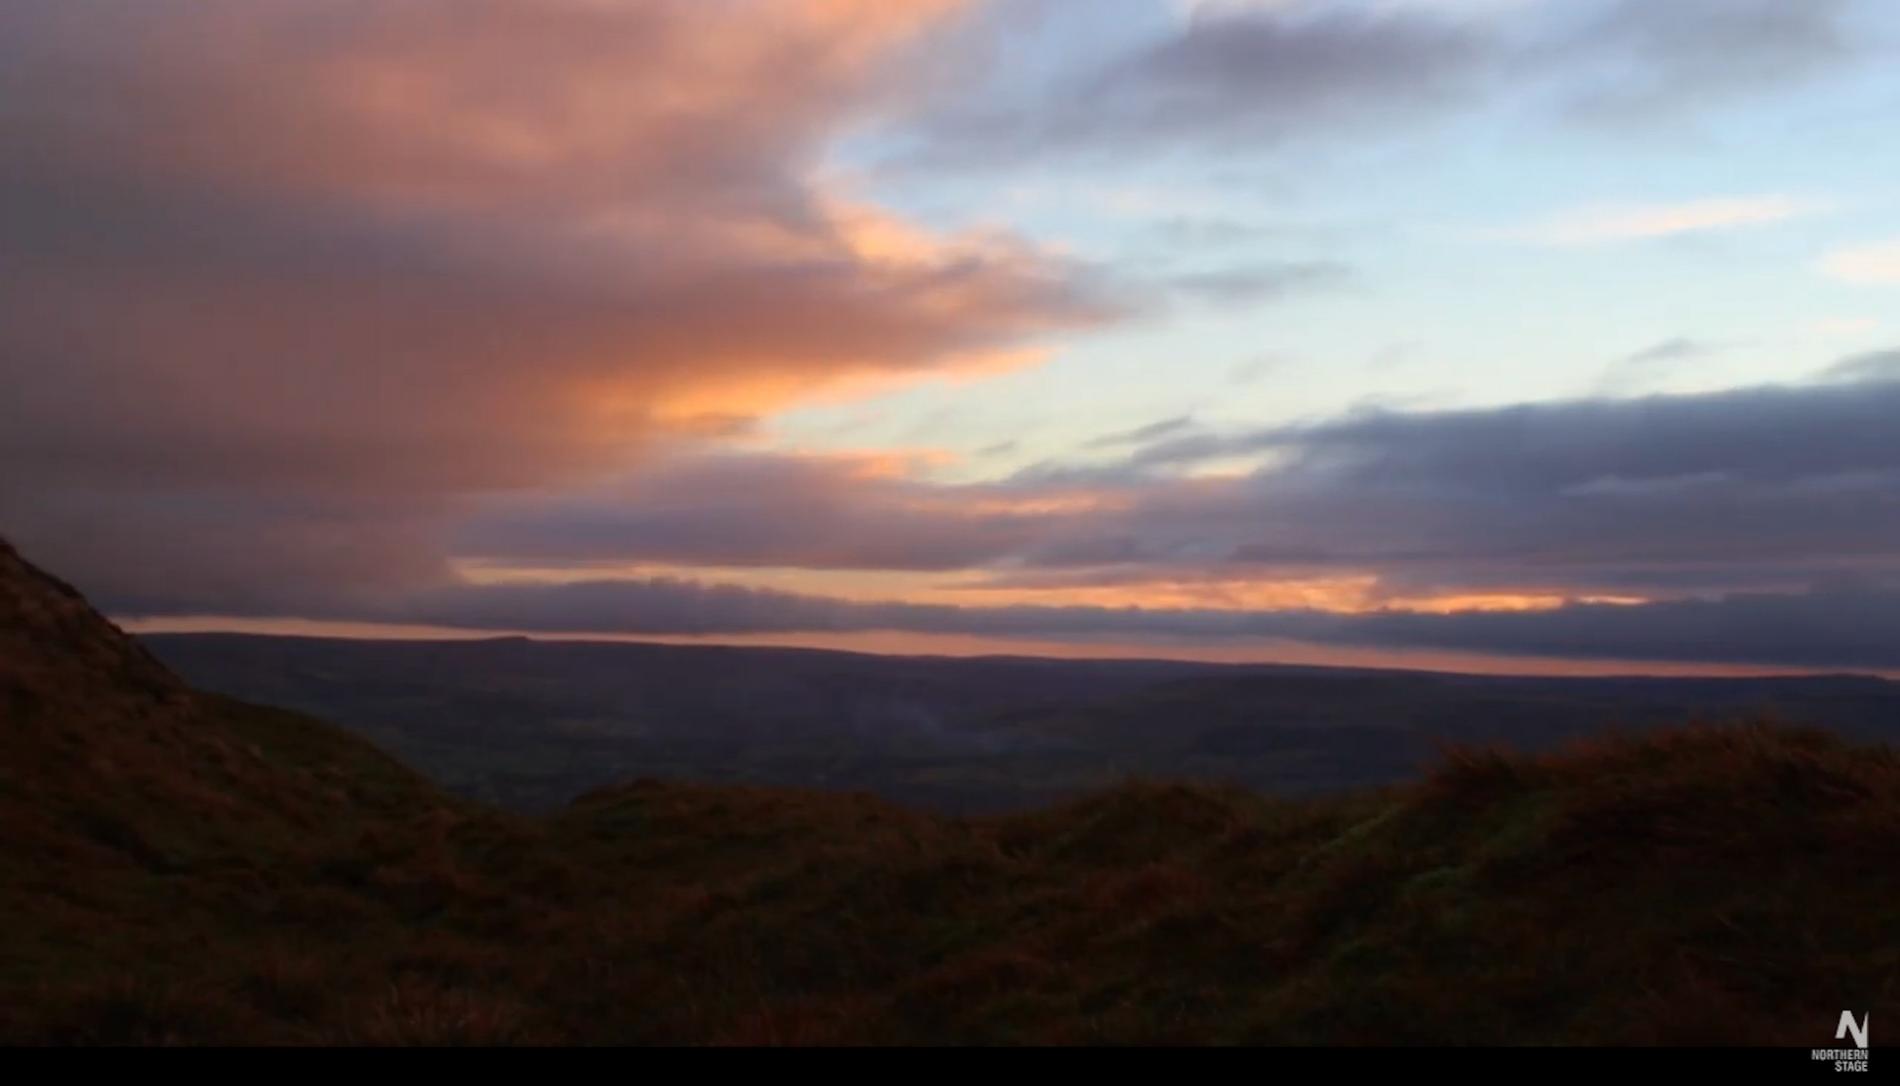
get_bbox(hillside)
[3,538,1898,1045]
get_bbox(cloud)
[898,0,1878,167]
[1085,417,1198,450]
[1230,354,1295,385]
[52,342,1898,643]
[1168,261,1354,304]
[1491,196,1822,246]
[1089,7,1487,140]
[451,451,1105,574]
[77,355,1900,670]
[213,370,1896,656]
[1595,337,1722,395]
[8,1,1896,675]
[1820,349,1900,384]
[997,372,1900,607]
[1555,0,1860,124]
[0,0,1117,603]
[1819,239,1900,285]
[1619,338,1717,367]
[910,2,1496,163]
[1308,587,1900,670]
[1148,216,1334,249]
[117,566,1900,671]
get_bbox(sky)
[4,0,1900,675]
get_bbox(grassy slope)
[5,711,1897,1044]
[538,724,1900,1045]
[3,544,1898,1044]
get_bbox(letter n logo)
[1837,1010,1869,1049]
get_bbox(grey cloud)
[452,454,1058,573]
[1230,354,1294,385]
[1315,588,1900,671]
[1596,338,1723,395]
[106,570,1900,671]
[1084,8,1489,143]
[1001,375,1900,604]
[1619,338,1718,367]
[1556,0,1860,124]
[912,5,1494,162]
[1822,349,1900,384]
[1084,416,1197,450]
[1153,378,1900,489]
[1168,261,1353,305]
[901,0,1877,166]
[1150,216,1329,249]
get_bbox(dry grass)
[5,707,1897,1045]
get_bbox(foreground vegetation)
[3,540,1897,1044]
[7,709,1897,1044]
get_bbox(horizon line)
[115,614,1897,683]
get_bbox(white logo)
[1838,1011,1870,1050]
[1817,1013,1871,1072]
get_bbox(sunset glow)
[5,0,1899,675]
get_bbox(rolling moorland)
[149,632,1900,812]
[4,536,1899,1045]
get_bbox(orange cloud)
[932,575,1643,615]
[0,1,1116,609]
[449,555,1646,619]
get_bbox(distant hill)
[147,632,1900,811]
[4,538,1897,1045]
